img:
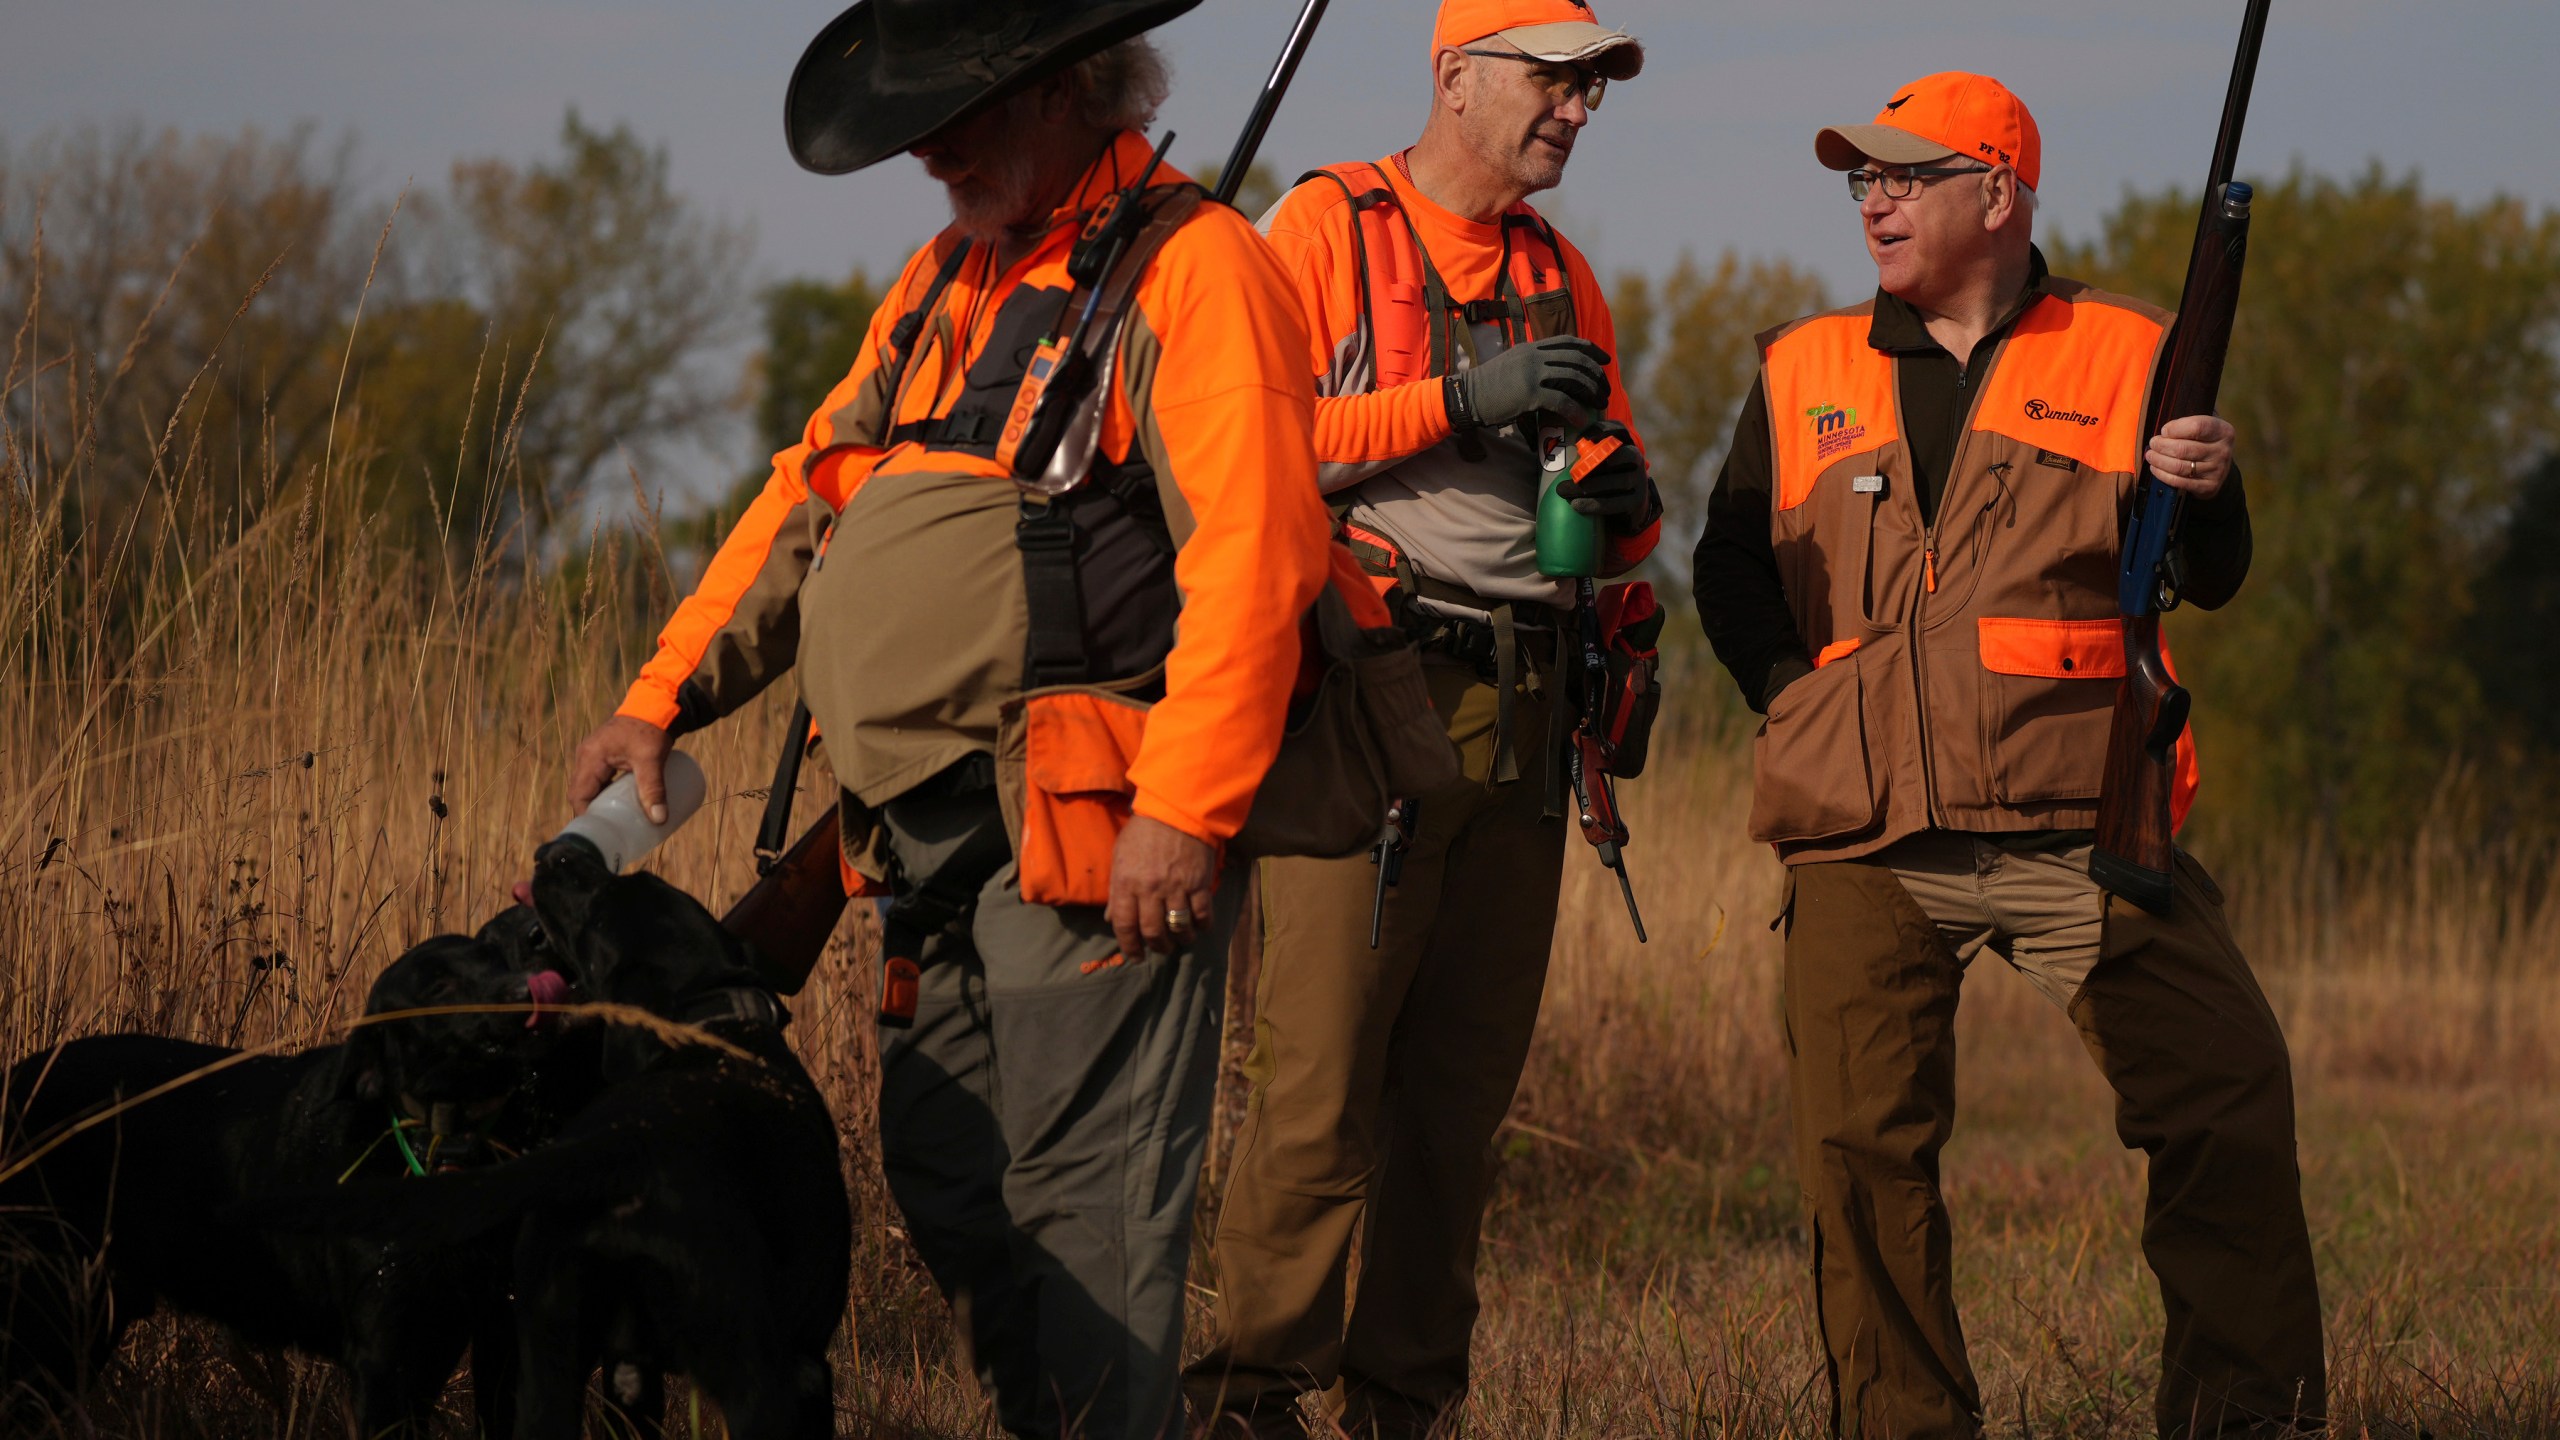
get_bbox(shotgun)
[725,800,849,995]
[1214,0,1334,207]
[2090,0,2272,915]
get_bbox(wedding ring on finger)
[1165,907,1194,932]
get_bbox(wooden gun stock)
[2091,617,2191,915]
[721,804,850,995]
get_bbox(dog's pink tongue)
[526,969,574,1028]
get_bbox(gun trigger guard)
[2144,684,2194,754]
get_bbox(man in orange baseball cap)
[1692,69,2326,1440]
[1813,68,2042,187]
[1184,1,1658,1436]
[1429,0,1645,80]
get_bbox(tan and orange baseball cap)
[1816,71,2041,191]
[1432,0,1644,82]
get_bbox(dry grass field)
[6,303,2560,1439]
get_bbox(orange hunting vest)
[1297,161,1578,391]
[1748,279,2201,862]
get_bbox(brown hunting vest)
[1748,278,2200,863]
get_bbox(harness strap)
[878,237,976,425]
[1297,167,1391,390]
[674,985,792,1032]
[1017,498,1091,689]
[1010,189,1193,689]
[1491,604,1522,787]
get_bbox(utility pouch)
[1594,581,1666,779]
[996,672,1159,908]
[1234,547,1461,859]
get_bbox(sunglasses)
[1459,49,1608,110]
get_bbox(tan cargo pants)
[1785,832,2325,1439]
[1187,650,1564,1438]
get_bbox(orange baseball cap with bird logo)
[1431,0,1645,81]
[1816,71,2042,191]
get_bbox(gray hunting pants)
[877,786,1238,1440]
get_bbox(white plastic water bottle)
[554,750,709,872]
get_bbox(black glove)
[1445,336,1610,431]
[1556,423,1654,530]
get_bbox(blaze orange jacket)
[619,130,1332,847]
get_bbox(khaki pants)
[1187,655,1565,1437]
[1785,833,2325,1439]
[878,787,1241,1440]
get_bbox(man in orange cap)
[1692,72,2325,1439]
[1185,1,1658,1436]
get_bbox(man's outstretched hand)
[568,715,674,821]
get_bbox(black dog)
[318,840,852,1439]
[0,931,561,1434]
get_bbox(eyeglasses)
[1459,49,1607,110]
[1846,164,1993,202]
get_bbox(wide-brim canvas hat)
[787,0,1202,176]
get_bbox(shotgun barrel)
[1213,0,1334,207]
[2091,0,2272,915]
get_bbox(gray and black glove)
[1444,336,1611,431]
[1556,421,1656,531]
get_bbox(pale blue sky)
[8,0,2556,301]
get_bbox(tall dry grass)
[6,232,2560,1439]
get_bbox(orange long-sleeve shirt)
[620,131,1331,846]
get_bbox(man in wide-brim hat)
[562,3,1335,1435]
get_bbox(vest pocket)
[1977,617,2123,806]
[1748,651,1884,845]
[1003,685,1153,908]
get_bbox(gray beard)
[937,137,1044,243]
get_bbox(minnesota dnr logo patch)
[1806,402,1865,461]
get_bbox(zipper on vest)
[1909,511,1943,827]
[1907,332,2011,830]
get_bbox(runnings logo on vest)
[2024,399,2101,427]
[1805,403,1866,461]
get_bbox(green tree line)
[8,122,2556,856]
[0,115,748,546]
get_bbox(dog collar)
[674,986,791,1033]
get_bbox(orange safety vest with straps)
[1748,281,2201,862]
[1289,160,1663,588]
[1295,160,1579,392]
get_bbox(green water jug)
[1535,414,1602,579]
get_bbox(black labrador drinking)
[0,930,562,1434]
[318,840,851,1439]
